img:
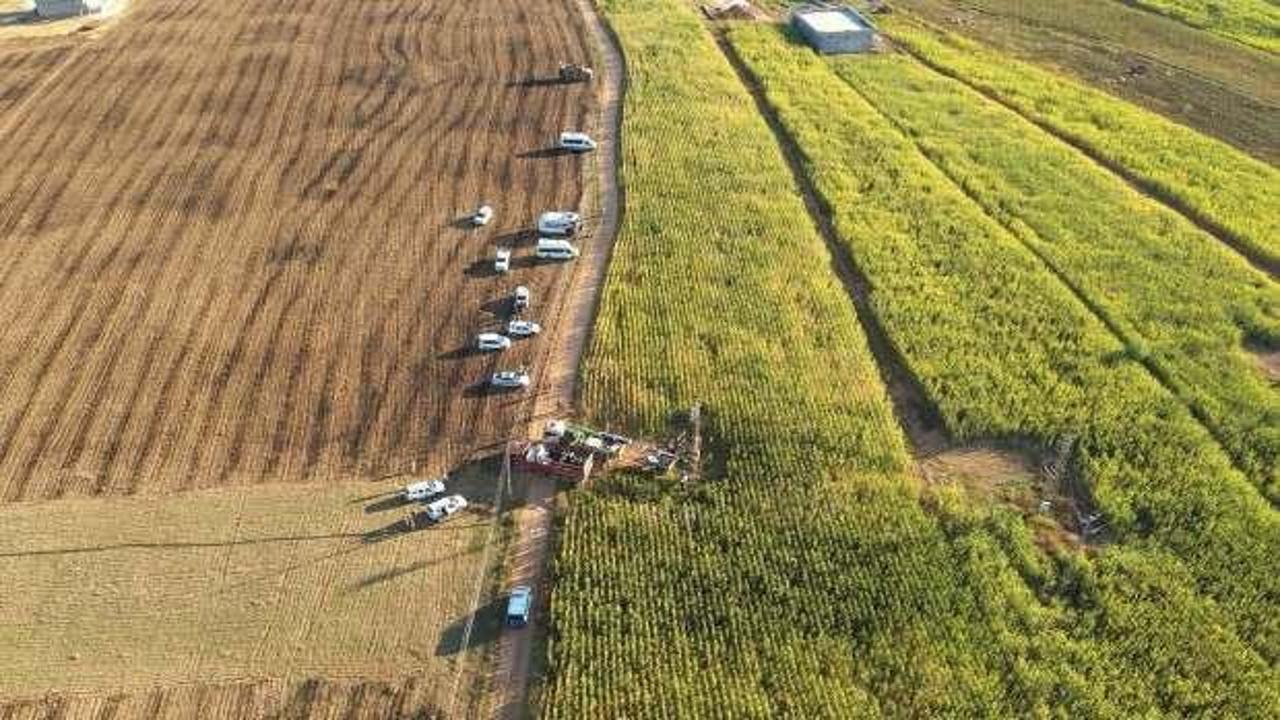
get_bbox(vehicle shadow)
[510,255,546,270]
[435,596,505,656]
[497,228,538,246]
[462,380,519,399]
[517,147,571,160]
[437,343,480,361]
[464,258,498,279]
[447,214,479,229]
[479,296,514,318]
[363,494,410,514]
[506,76,564,88]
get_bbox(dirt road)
[490,0,626,716]
[528,0,626,425]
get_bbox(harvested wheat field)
[0,0,596,502]
[0,474,504,717]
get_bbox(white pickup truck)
[425,494,468,522]
[403,478,446,502]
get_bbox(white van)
[477,332,512,351]
[537,211,581,237]
[536,238,579,260]
[558,131,597,152]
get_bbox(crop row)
[823,45,1280,502]
[577,0,908,479]
[727,20,1278,674]
[544,1,1279,715]
[884,19,1280,272]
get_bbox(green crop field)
[1124,0,1280,53]
[541,2,1280,716]
[726,23,1280,668]
[819,41,1280,502]
[885,20,1280,273]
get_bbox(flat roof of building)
[799,8,871,33]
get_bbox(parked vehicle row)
[400,478,469,524]
[470,125,597,395]
[489,68,594,635]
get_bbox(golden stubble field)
[0,0,597,502]
[0,471,506,717]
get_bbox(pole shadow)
[435,596,505,656]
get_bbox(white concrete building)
[34,0,107,20]
[792,5,879,55]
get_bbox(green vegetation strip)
[727,22,1279,671]
[1122,0,1280,54]
[544,1,1279,715]
[823,45,1280,503]
[884,20,1280,274]
[577,7,908,475]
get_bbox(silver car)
[491,370,531,389]
[507,319,542,337]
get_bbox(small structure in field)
[509,420,631,483]
[702,0,764,21]
[511,440,595,482]
[34,0,107,19]
[791,4,879,54]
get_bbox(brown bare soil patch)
[919,445,1038,501]
[1246,342,1280,384]
[918,443,1090,551]
[0,0,597,501]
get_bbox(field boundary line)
[711,29,946,456]
[828,58,1264,493]
[443,446,510,718]
[890,31,1279,280]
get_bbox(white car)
[537,211,582,237]
[535,239,579,260]
[477,332,512,351]
[491,370,531,389]
[472,205,494,226]
[425,494,468,522]
[513,285,531,311]
[403,478,446,502]
[495,248,511,273]
[558,131,597,152]
[507,319,542,337]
